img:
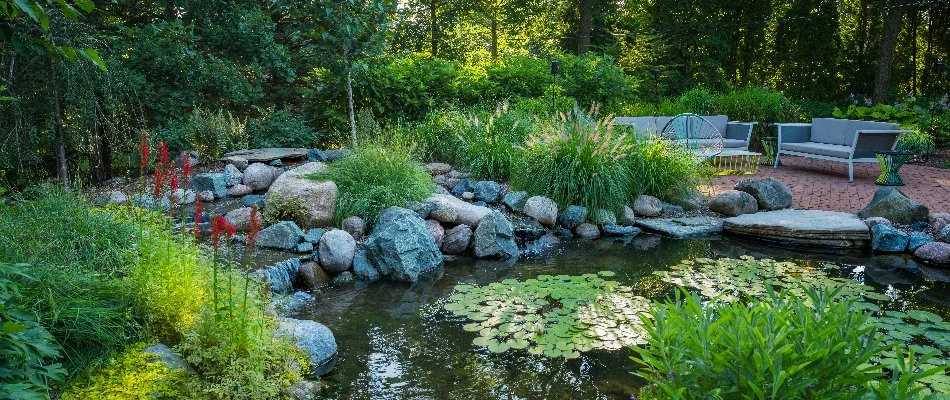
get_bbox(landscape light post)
[550,58,559,116]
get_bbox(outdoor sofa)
[613,115,756,151]
[774,118,912,182]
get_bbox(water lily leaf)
[906,310,942,323]
[472,336,490,347]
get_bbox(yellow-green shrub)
[61,343,187,400]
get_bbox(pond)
[290,234,950,399]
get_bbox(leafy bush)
[309,145,434,224]
[160,108,249,159]
[0,262,66,400]
[897,130,936,155]
[247,107,318,148]
[833,103,919,126]
[61,343,186,399]
[628,138,710,202]
[918,114,950,148]
[631,287,885,399]
[456,103,532,181]
[512,106,634,211]
[262,192,309,227]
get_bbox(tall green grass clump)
[512,106,633,211]
[456,103,532,181]
[628,137,711,202]
[310,145,434,225]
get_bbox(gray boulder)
[709,190,758,217]
[677,189,706,211]
[223,156,249,171]
[425,162,452,175]
[295,242,314,254]
[318,230,356,273]
[735,178,793,211]
[191,173,227,199]
[227,184,252,197]
[364,207,443,282]
[352,249,379,282]
[442,224,473,255]
[198,190,215,202]
[473,211,520,260]
[244,163,279,191]
[914,242,950,267]
[939,225,950,243]
[426,194,491,226]
[473,181,502,203]
[461,191,475,201]
[295,261,329,289]
[425,219,445,247]
[451,179,474,197]
[662,203,685,215]
[603,224,640,237]
[929,213,950,234]
[168,189,196,205]
[342,216,366,241]
[275,318,338,377]
[908,232,933,252]
[303,228,325,244]
[871,224,910,253]
[619,205,636,226]
[224,164,243,187]
[142,343,191,372]
[252,258,301,294]
[633,195,663,217]
[333,271,354,284]
[256,221,304,250]
[591,209,617,226]
[324,149,352,162]
[241,194,265,208]
[558,205,589,229]
[523,196,559,227]
[503,191,529,213]
[104,190,128,205]
[858,187,928,225]
[864,217,892,229]
[224,207,262,231]
[574,223,600,239]
[267,162,338,228]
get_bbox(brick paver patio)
[706,156,950,213]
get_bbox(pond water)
[290,234,949,399]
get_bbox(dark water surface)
[292,234,949,400]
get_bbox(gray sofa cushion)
[811,118,852,145]
[703,115,729,139]
[849,120,899,143]
[781,142,853,159]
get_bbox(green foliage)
[262,192,308,227]
[918,114,950,148]
[628,137,710,202]
[160,108,249,160]
[512,106,634,211]
[897,130,936,155]
[833,104,919,126]
[631,287,886,399]
[456,103,532,180]
[247,107,318,149]
[61,343,187,400]
[0,262,66,400]
[309,145,434,224]
[444,271,651,358]
[717,87,801,125]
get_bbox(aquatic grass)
[627,137,712,203]
[456,102,532,181]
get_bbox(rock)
[522,196,558,227]
[318,230,356,273]
[227,184,252,197]
[555,227,574,239]
[636,217,724,238]
[225,148,309,164]
[858,187,929,225]
[285,380,322,400]
[574,223,600,239]
[559,206,589,229]
[603,224,640,237]
[939,225,950,243]
[142,344,190,372]
[871,224,910,253]
[176,151,200,169]
[323,149,351,162]
[224,164,243,187]
[677,189,706,211]
[267,162,337,228]
[275,318,338,377]
[633,195,663,217]
[132,194,170,212]
[252,258,301,294]
[425,219,445,247]
[443,177,460,190]
[425,162,452,175]
[864,217,892,229]
[442,224,473,255]
[723,209,870,248]
[342,216,366,241]
[333,271,354,284]
[914,242,950,266]
[909,221,928,231]
[451,179,474,197]
[168,189,196,205]
[244,163,279,191]
[352,249,379,282]
[303,228,325,245]
[198,190,215,202]
[306,149,326,163]
[503,191,529,213]
[511,215,546,241]
[473,211,519,260]
[296,261,329,289]
[662,203,685,215]
[105,190,127,205]
[191,173,227,199]
[241,194,265,208]
[269,159,283,167]
[257,221,305,250]
[364,207,443,282]
[224,207,262,231]
[591,209,617,226]
[908,232,933,252]
[619,205,636,226]
[426,194,492,226]
[272,291,315,316]
[406,200,436,219]
[709,190,758,217]
[461,191,475,201]
[223,156,249,171]
[473,181,502,203]
[295,242,314,254]
[929,213,950,234]
[734,178,793,211]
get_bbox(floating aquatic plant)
[443,272,651,358]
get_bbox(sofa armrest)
[776,123,811,146]
[725,121,755,142]
[851,130,913,159]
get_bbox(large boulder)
[908,232,933,252]
[473,211,519,260]
[352,249,379,282]
[619,205,636,226]
[425,162,452,175]
[426,194,491,226]
[473,181,502,203]
[318,230,356,273]
[723,209,870,248]
[142,344,190,372]
[591,209,617,226]
[709,190,759,217]
[425,219,445,247]
[633,195,663,217]
[256,221,305,250]
[523,196,558,227]
[871,224,910,253]
[914,242,950,267]
[267,162,337,228]
[938,225,950,243]
[574,223,600,239]
[224,164,243,187]
[190,173,227,199]
[858,187,928,226]
[558,205,588,229]
[227,184,253,197]
[224,207,262,231]
[296,261,329,289]
[252,258,301,294]
[275,318,338,377]
[929,213,950,234]
[364,207,443,282]
[503,191,529,213]
[442,225,473,255]
[243,163,279,191]
[734,178,793,211]
[341,216,366,241]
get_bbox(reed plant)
[455,102,532,181]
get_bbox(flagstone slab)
[724,209,869,248]
[635,216,723,238]
[223,148,310,163]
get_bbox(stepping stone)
[222,148,310,163]
[723,209,869,248]
[636,216,723,238]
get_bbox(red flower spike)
[139,132,150,172]
[246,205,261,248]
[211,215,237,251]
[182,156,192,187]
[193,199,203,237]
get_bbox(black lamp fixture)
[937,59,945,75]
[550,59,559,75]
[652,68,661,81]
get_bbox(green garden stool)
[874,150,913,186]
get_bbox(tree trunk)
[490,16,498,60]
[577,0,593,55]
[346,65,357,149]
[911,7,918,94]
[430,0,438,57]
[49,60,68,188]
[873,1,906,104]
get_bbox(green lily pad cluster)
[443,272,651,358]
[873,309,950,393]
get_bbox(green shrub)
[160,108,249,160]
[400,109,468,163]
[897,130,936,155]
[247,107,318,148]
[512,106,634,211]
[833,103,919,126]
[262,192,308,227]
[631,287,886,399]
[0,262,66,400]
[663,87,719,115]
[456,103,532,181]
[61,343,186,400]
[309,145,434,225]
[628,137,710,202]
[918,114,950,148]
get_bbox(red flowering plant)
[210,215,237,321]
[240,205,262,329]
[192,198,203,238]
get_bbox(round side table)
[874,150,914,186]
